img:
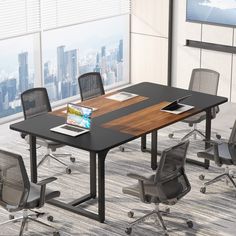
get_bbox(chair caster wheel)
[125,227,132,235]
[199,174,205,180]
[127,211,134,218]
[216,134,221,140]
[9,214,14,220]
[119,146,125,152]
[47,215,53,222]
[164,207,170,213]
[66,168,72,174]
[200,187,206,194]
[70,157,75,163]
[187,220,193,228]
[168,133,174,138]
[53,231,60,236]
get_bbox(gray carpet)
[0,103,236,236]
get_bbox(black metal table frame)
[29,135,108,222]
[141,107,212,170]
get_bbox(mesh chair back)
[229,120,236,144]
[21,87,51,120]
[189,68,219,95]
[154,140,190,201]
[0,149,29,211]
[78,72,105,101]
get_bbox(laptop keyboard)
[61,125,85,133]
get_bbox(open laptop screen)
[67,103,92,129]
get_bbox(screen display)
[66,103,92,129]
[186,0,236,27]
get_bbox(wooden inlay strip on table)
[102,101,200,136]
[51,93,148,118]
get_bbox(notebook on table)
[106,92,138,102]
[50,103,93,137]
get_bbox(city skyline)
[0,15,129,119]
[0,38,125,118]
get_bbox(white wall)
[130,0,169,85]
[172,0,236,102]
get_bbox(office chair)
[78,72,105,101]
[21,87,75,174]
[197,120,236,194]
[0,149,60,236]
[123,140,193,236]
[169,68,221,141]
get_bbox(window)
[0,0,130,121]
[0,35,35,118]
[43,15,129,102]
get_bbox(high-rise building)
[18,52,29,93]
[65,49,77,83]
[57,46,65,81]
[117,39,123,62]
[7,78,17,102]
[94,53,101,72]
[57,46,66,99]
[101,46,106,57]
[0,87,3,113]
[44,61,50,80]
[116,62,123,82]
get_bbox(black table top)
[10,82,228,152]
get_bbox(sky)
[200,0,236,10]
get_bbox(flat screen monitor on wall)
[186,0,236,27]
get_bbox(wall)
[130,0,170,85]
[172,0,236,102]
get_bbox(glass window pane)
[42,15,130,102]
[0,35,35,119]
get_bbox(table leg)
[141,131,159,170]
[49,149,109,222]
[186,108,211,169]
[141,135,147,152]
[90,151,96,198]
[204,108,211,169]
[98,150,108,223]
[151,131,158,170]
[29,135,37,183]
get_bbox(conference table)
[10,82,227,222]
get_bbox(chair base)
[38,150,74,174]
[169,124,221,141]
[199,167,236,194]
[0,209,60,236]
[125,204,193,235]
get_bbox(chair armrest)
[37,177,57,186]
[36,177,57,208]
[203,139,222,145]
[127,173,155,202]
[127,173,153,182]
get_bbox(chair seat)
[38,138,64,149]
[197,143,235,165]
[182,112,206,125]
[25,135,64,149]
[123,174,184,204]
[25,183,60,209]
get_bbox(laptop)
[161,94,194,114]
[50,103,93,137]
